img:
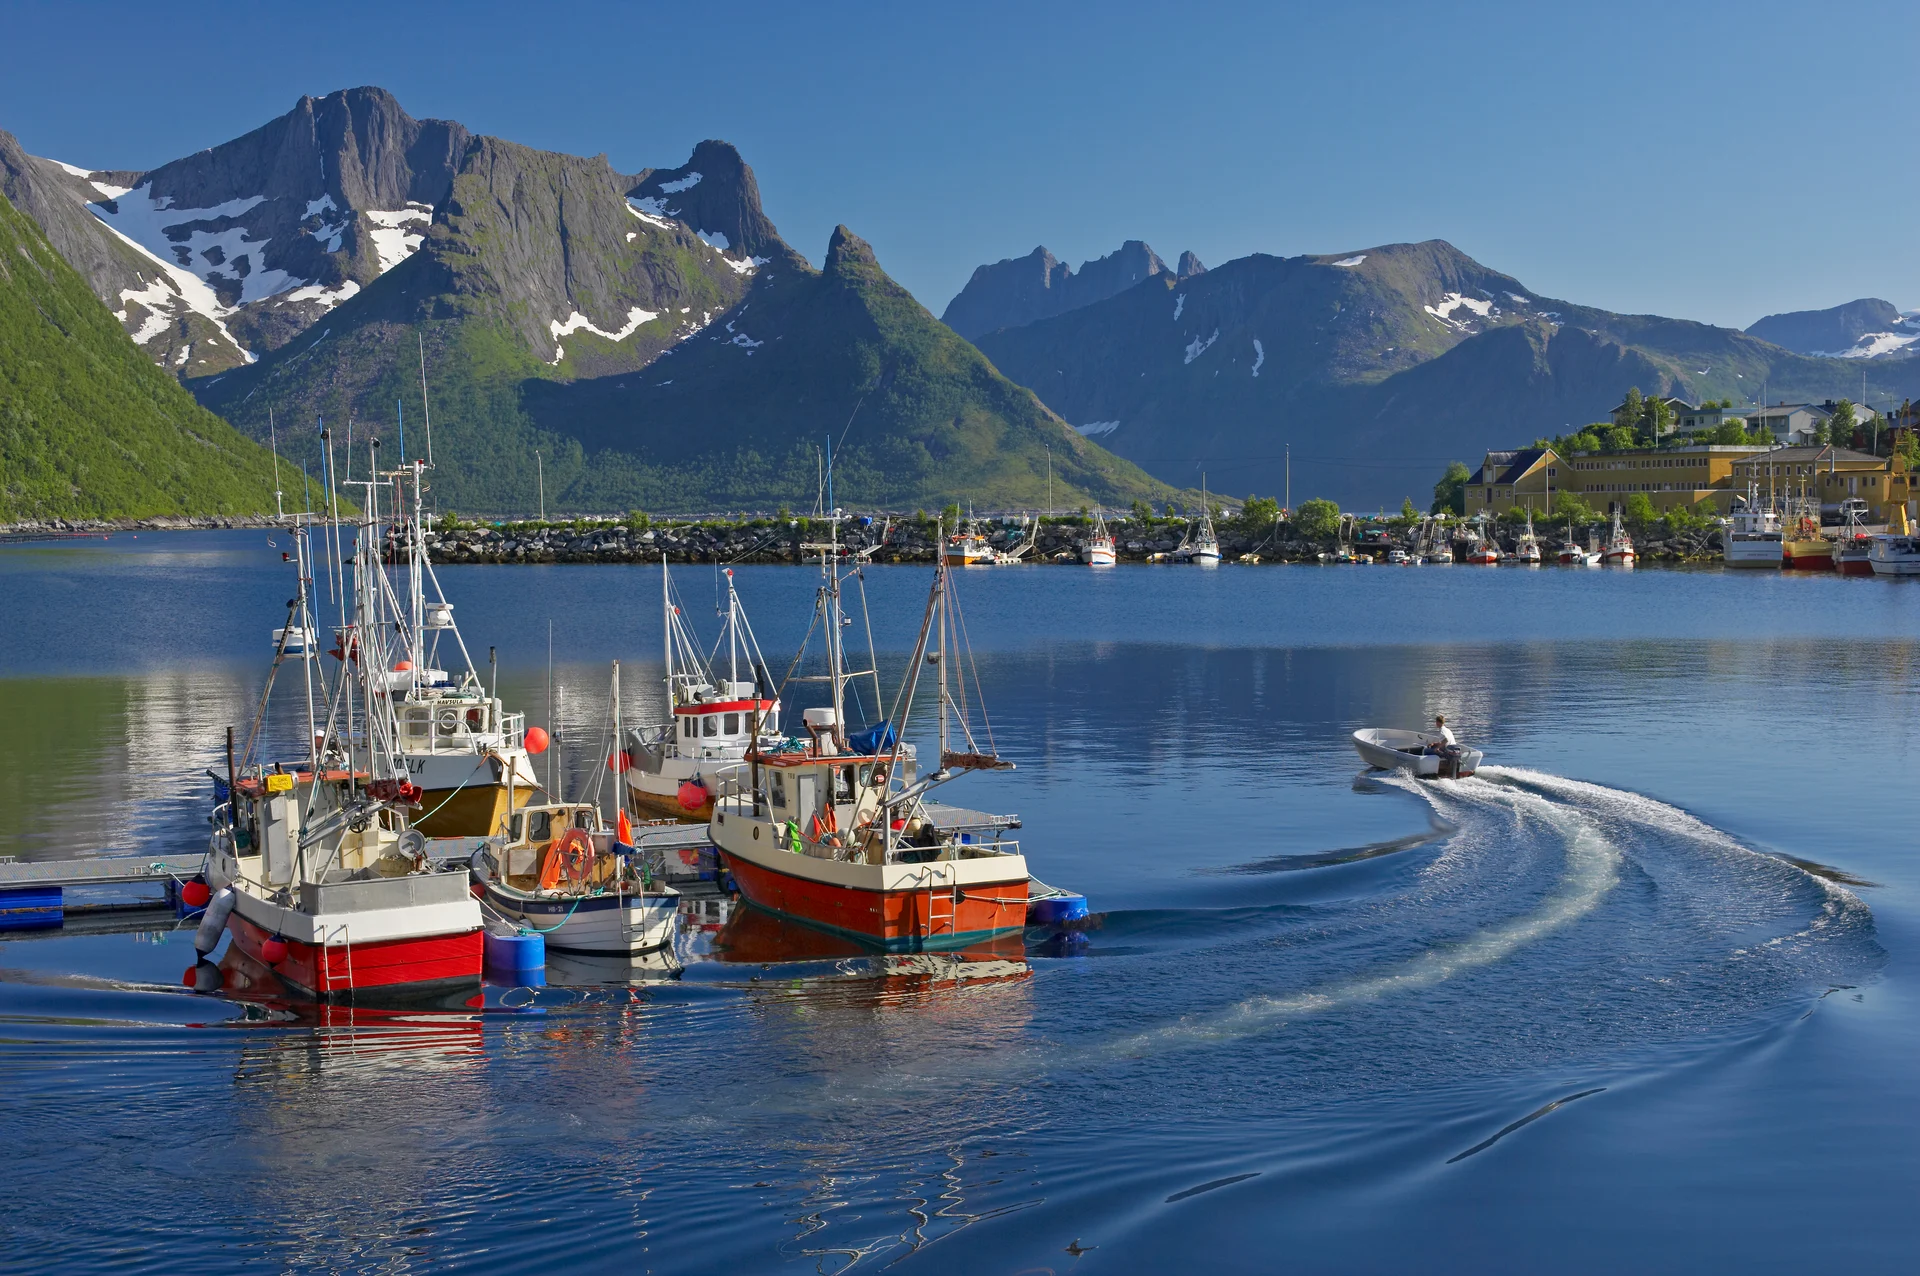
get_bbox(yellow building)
[1727,446,1915,523]
[1466,444,1773,517]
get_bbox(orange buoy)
[524,726,550,754]
[607,750,632,772]
[393,660,413,671]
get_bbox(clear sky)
[3,0,1911,328]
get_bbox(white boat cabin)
[673,681,778,760]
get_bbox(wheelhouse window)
[703,715,719,738]
[725,712,740,735]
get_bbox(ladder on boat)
[922,867,957,940]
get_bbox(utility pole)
[535,450,545,520]
[1285,443,1291,512]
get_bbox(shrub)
[1293,498,1341,540]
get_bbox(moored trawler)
[1082,508,1117,565]
[1781,517,1835,571]
[1868,534,1920,576]
[1723,487,1783,568]
[709,516,1037,951]
[196,480,482,1002]
[1602,512,1636,565]
[624,561,781,821]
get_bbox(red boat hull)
[228,912,483,1000]
[719,851,1028,951]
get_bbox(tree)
[1433,461,1470,515]
[941,503,961,528]
[1239,496,1281,530]
[1623,492,1656,528]
[1293,498,1341,540]
[1829,399,1857,449]
[1552,491,1598,524]
[1130,499,1154,524]
[1399,497,1419,524]
[1710,418,1750,445]
[1894,430,1920,470]
[1639,395,1674,445]
[1621,387,1644,431]
[1603,425,1639,452]
[626,508,650,530]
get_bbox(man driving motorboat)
[1423,715,1457,755]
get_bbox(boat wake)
[1090,764,1880,1070]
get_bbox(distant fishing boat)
[1603,512,1636,565]
[1082,508,1117,566]
[1514,511,1542,564]
[624,561,780,822]
[943,512,995,566]
[1724,486,1784,569]
[1182,476,1222,566]
[709,516,1041,951]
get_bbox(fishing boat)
[942,514,995,566]
[1868,533,1920,576]
[1385,548,1412,565]
[470,800,678,955]
[1464,540,1501,564]
[1781,517,1835,570]
[1082,508,1117,566]
[1836,501,1874,576]
[1723,487,1784,569]
[1602,512,1636,565]
[1186,479,1222,566]
[709,517,1037,951]
[1351,728,1484,779]
[623,563,781,821]
[197,465,482,1001]
[1514,512,1542,564]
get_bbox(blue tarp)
[847,721,896,755]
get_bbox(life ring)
[871,763,890,785]
[539,828,595,890]
[437,709,460,735]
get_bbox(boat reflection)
[696,900,1032,988]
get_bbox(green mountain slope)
[0,191,279,521]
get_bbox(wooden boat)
[709,516,1036,951]
[1351,728,1484,779]
[624,561,780,821]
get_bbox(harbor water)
[2,532,1916,1273]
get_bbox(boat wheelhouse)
[625,563,781,821]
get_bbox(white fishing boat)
[470,800,678,955]
[1351,728,1484,779]
[624,562,780,821]
[1868,534,1920,576]
[1514,512,1542,564]
[1723,486,1783,569]
[1188,480,1222,566]
[1082,508,1117,566]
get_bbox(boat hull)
[1782,541,1835,570]
[227,909,482,1001]
[482,884,677,955]
[1724,543,1784,568]
[1083,545,1116,566]
[716,843,1029,952]
[411,782,538,838]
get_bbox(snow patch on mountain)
[51,159,92,178]
[1184,328,1219,364]
[724,254,768,275]
[658,172,702,193]
[550,306,662,348]
[697,229,730,252]
[114,274,178,345]
[1816,331,1920,359]
[1425,292,1498,330]
[87,203,248,354]
[625,197,673,228]
[365,205,432,273]
[1173,293,1185,321]
[1251,339,1265,377]
[304,195,337,218]
[1076,421,1120,437]
[282,280,362,308]
[1331,255,1366,268]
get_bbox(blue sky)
[3,0,1912,328]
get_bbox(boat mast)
[661,555,674,707]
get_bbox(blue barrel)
[0,886,62,932]
[484,929,545,972]
[1027,892,1089,927]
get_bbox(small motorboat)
[1351,728,1483,779]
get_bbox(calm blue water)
[3,532,1917,1273]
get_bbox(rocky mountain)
[941,240,1204,341]
[0,190,278,521]
[150,92,1174,514]
[970,240,1920,509]
[1746,297,1919,360]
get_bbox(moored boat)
[1723,487,1784,569]
[710,516,1038,951]
[1868,533,1920,576]
[1602,512,1636,565]
[1514,512,1542,564]
[1781,517,1835,571]
[1082,508,1117,566]
[471,800,678,955]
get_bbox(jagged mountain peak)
[1177,250,1206,277]
[626,138,786,264]
[941,237,1189,340]
[826,224,878,273]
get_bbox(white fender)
[193,887,236,955]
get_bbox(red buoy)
[524,726,550,754]
[181,967,197,988]
[677,779,709,811]
[180,879,211,909]
[261,936,289,965]
[607,750,632,773]
[393,660,413,672]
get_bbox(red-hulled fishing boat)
[193,437,482,1002]
[709,513,1034,951]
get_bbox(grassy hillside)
[0,192,281,521]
